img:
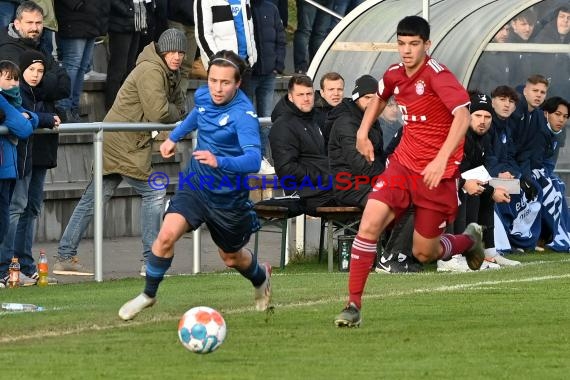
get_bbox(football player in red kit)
[335,15,484,327]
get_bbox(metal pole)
[93,128,104,282]
[191,135,201,273]
[423,0,429,22]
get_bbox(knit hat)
[352,75,378,101]
[19,50,45,73]
[156,28,187,54]
[469,93,493,114]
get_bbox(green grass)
[1,253,570,379]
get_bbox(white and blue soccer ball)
[178,306,227,354]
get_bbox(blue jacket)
[169,86,261,209]
[486,110,521,178]
[250,0,286,75]
[0,95,35,179]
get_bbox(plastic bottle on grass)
[1,303,44,312]
[8,257,20,288]
[38,249,49,287]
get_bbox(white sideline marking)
[2,273,570,343]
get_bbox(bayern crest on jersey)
[415,80,425,95]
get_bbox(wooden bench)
[315,206,363,272]
[253,199,305,269]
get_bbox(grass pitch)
[1,253,569,379]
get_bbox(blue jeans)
[13,167,48,275]
[0,2,16,30]
[293,0,333,72]
[0,171,36,275]
[244,74,275,157]
[58,173,165,262]
[56,36,95,112]
[328,0,364,31]
[39,29,55,59]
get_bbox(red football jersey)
[378,55,470,178]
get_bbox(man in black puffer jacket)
[269,75,336,215]
[328,74,383,208]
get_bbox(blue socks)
[143,253,173,298]
[237,251,266,287]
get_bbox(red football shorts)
[367,158,459,238]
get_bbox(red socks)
[348,235,377,309]
[439,233,473,261]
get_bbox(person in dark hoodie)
[269,74,336,215]
[0,50,59,285]
[439,92,517,272]
[328,74,383,208]
[0,1,70,119]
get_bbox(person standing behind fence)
[0,60,37,287]
[167,0,198,99]
[0,51,62,286]
[118,50,271,321]
[54,28,188,276]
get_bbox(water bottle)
[38,249,49,287]
[8,257,20,288]
[1,303,44,312]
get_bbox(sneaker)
[19,272,38,286]
[140,263,147,277]
[481,259,501,270]
[118,293,156,321]
[27,272,58,285]
[462,223,485,270]
[83,70,107,81]
[53,256,93,275]
[488,255,521,267]
[334,302,361,327]
[437,255,473,272]
[0,276,6,288]
[257,157,275,175]
[375,252,423,274]
[254,263,272,311]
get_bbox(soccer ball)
[178,306,227,354]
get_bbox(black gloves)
[521,176,539,201]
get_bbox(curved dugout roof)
[310,0,544,90]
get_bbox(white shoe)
[84,70,107,81]
[254,263,272,311]
[140,263,147,277]
[118,293,156,321]
[257,157,275,175]
[437,255,473,272]
[488,255,521,267]
[480,260,501,270]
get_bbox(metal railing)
[1,117,273,281]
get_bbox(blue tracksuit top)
[169,86,261,208]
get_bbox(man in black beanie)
[438,93,516,272]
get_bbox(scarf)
[133,0,149,32]
[1,86,22,108]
